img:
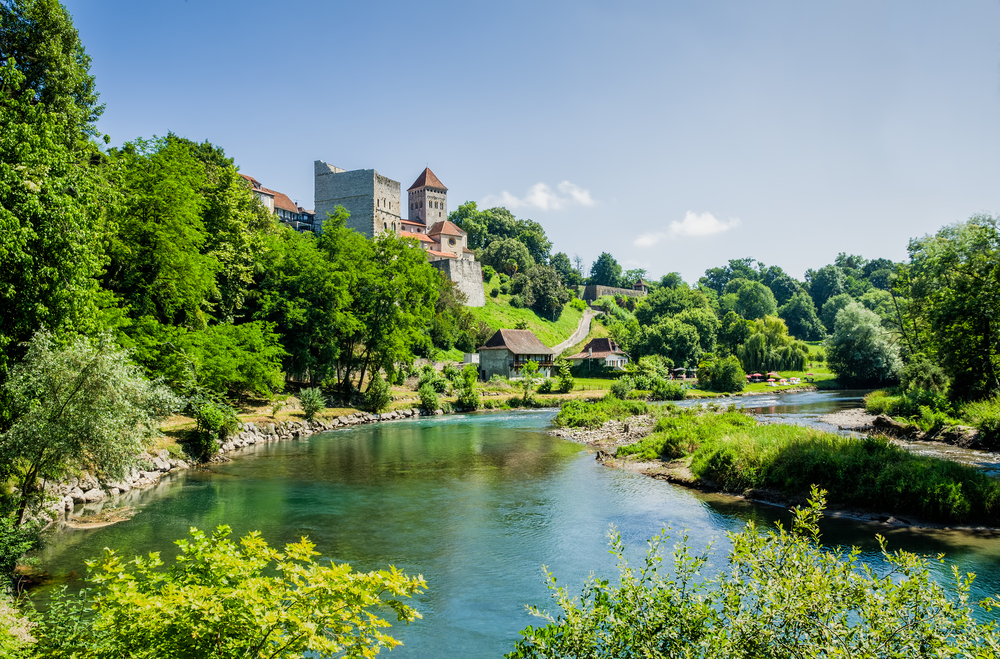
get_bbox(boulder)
[872,415,920,438]
[82,488,105,503]
[152,456,171,472]
[69,487,85,503]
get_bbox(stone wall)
[431,258,486,306]
[479,349,511,380]
[581,285,646,302]
[314,161,402,237]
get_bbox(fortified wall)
[314,161,402,236]
[431,259,486,307]
[581,285,646,302]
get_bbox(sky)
[65,0,1000,283]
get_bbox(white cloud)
[482,181,595,211]
[633,211,740,247]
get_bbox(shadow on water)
[34,395,1000,656]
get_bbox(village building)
[477,329,555,380]
[241,174,315,232]
[566,338,629,370]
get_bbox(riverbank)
[552,405,1000,531]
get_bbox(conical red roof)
[408,167,447,191]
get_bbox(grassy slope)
[469,278,583,348]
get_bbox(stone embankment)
[43,408,431,527]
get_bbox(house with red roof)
[240,173,315,232]
[566,338,629,370]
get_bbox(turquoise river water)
[36,392,1000,657]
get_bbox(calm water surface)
[37,393,1000,657]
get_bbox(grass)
[739,362,840,394]
[865,389,1000,440]
[554,397,653,428]
[469,277,584,348]
[615,408,1000,525]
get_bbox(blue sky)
[66,1,1000,283]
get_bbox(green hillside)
[469,276,583,348]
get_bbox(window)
[383,222,387,230]
[449,237,456,246]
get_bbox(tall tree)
[589,252,622,287]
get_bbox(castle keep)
[313,160,485,306]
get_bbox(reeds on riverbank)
[613,408,1000,525]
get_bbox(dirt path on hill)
[552,309,598,354]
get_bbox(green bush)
[961,398,1000,441]
[609,377,635,400]
[698,355,745,393]
[569,298,587,311]
[418,383,439,412]
[627,389,650,400]
[490,287,500,298]
[364,372,392,413]
[556,358,574,393]
[536,378,554,394]
[299,387,327,421]
[500,283,510,294]
[482,265,496,281]
[510,294,525,308]
[190,398,239,461]
[508,491,1000,659]
[0,515,39,585]
[649,378,685,401]
[554,398,650,429]
[417,367,447,394]
[456,364,480,410]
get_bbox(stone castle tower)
[313,160,402,236]
[407,168,448,225]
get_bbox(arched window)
[383,222,388,230]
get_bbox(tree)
[507,489,1000,659]
[767,274,801,306]
[480,237,534,275]
[907,215,1000,400]
[549,252,581,286]
[181,322,286,401]
[519,359,540,402]
[0,332,178,525]
[556,358,574,393]
[699,257,762,295]
[698,354,746,392]
[728,280,777,320]
[779,291,825,340]
[522,264,572,320]
[0,58,113,373]
[589,252,622,287]
[736,316,808,373]
[820,293,854,333]
[620,268,648,288]
[33,525,425,658]
[0,0,104,145]
[364,371,392,413]
[456,364,480,410]
[826,302,901,385]
[635,318,702,367]
[807,264,846,308]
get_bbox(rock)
[141,471,161,482]
[266,423,276,435]
[109,487,120,496]
[872,415,920,438]
[156,449,169,460]
[935,425,982,449]
[78,472,99,491]
[82,488,105,503]
[69,487,85,503]
[152,456,171,472]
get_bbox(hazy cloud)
[634,211,740,247]
[483,181,595,211]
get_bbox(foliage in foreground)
[508,490,1000,658]
[31,525,425,659]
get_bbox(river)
[36,391,1000,657]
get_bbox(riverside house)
[477,329,555,380]
[566,338,629,370]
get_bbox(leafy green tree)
[105,138,219,328]
[736,316,809,373]
[699,257,762,295]
[620,268,647,288]
[699,354,746,392]
[0,332,178,525]
[820,293,854,333]
[767,273,801,306]
[417,382,439,412]
[635,318,702,367]
[522,264,572,320]
[825,302,901,385]
[33,525,425,658]
[0,58,113,373]
[717,311,753,356]
[807,264,846,308]
[180,322,286,401]
[480,237,534,275]
[907,215,1000,400]
[298,387,326,421]
[456,364,480,410]
[549,252,582,286]
[508,490,1000,659]
[722,279,777,320]
[0,0,104,144]
[519,359,540,403]
[778,291,825,340]
[589,252,622,287]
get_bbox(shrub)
[627,389,649,400]
[962,398,1000,442]
[456,364,480,411]
[536,378,554,394]
[364,372,392,413]
[510,294,525,308]
[442,363,461,383]
[31,526,424,658]
[490,287,500,298]
[509,491,1000,659]
[569,298,587,311]
[190,398,239,461]
[482,264,496,282]
[609,376,635,400]
[699,355,745,393]
[650,378,685,401]
[417,368,447,394]
[556,358,574,393]
[439,401,454,414]
[299,387,327,421]
[500,283,510,294]
[418,383,439,412]
[554,398,650,428]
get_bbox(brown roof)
[478,329,554,355]
[401,219,425,226]
[567,338,626,360]
[407,167,447,191]
[401,230,435,243]
[427,249,458,259]
[427,220,465,237]
[264,187,299,213]
[239,173,263,189]
[462,247,475,253]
